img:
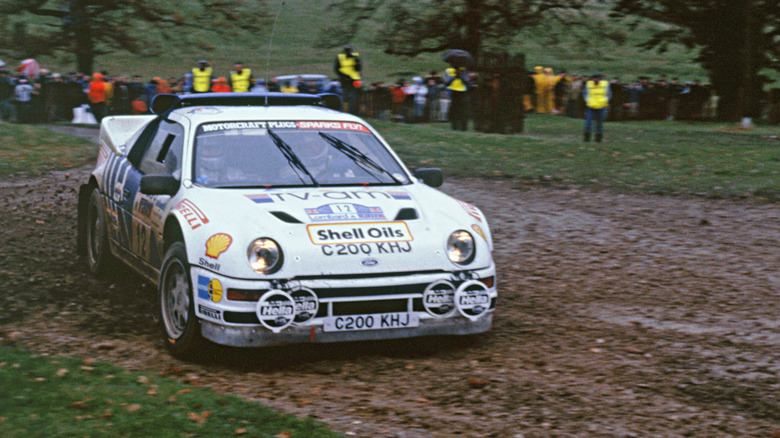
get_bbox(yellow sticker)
[208,279,223,303]
[471,224,487,242]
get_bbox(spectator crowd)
[1,58,778,128]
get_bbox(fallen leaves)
[467,377,490,389]
[122,403,142,413]
[69,400,90,410]
[187,410,211,425]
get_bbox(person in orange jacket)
[87,72,108,123]
[211,77,231,92]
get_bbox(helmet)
[197,142,228,184]
[296,135,329,164]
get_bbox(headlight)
[247,238,283,274]
[447,230,475,265]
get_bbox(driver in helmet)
[195,141,248,186]
[279,134,356,184]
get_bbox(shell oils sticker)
[305,203,385,222]
[175,199,209,230]
[308,222,412,245]
[457,200,483,223]
[205,233,232,259]
[472,224,487,242]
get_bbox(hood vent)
[270,211,303,224]
[394,208,419,221]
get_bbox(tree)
[318,0,583,63]
[611,0,780,122]
[0,0,270,74]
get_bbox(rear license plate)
[323,313,419,332]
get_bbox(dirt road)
[1,155,778,436]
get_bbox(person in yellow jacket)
[542,67,559,114]
[532,66,546,113]
[444,66,470,131]
[229,62,252,93]
[334,44,362,114]
[582,72,612,142]
[192,59,213,93]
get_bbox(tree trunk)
[74,22,94,74]
[464,0,483,63]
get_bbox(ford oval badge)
[361,258,379,267]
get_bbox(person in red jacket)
[211,77,231,93]
[87,72,108,123]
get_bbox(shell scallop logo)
[205,233,233,259]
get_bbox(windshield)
[192,121,410,188]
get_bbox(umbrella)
[18,59,41,79]
[442,49,474,68]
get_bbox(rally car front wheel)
[158,242,205,360]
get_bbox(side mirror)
[140,175,180,196]
[318,93,342,111]
[413,168,443,188]
[150,93,180,116]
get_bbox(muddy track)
[1,139,778,436]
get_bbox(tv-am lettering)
[267,190,410,202]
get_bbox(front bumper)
[192,266,497,348]
[201,313,492,347]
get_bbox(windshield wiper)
[268,129,319,186]
[318,132,402,184]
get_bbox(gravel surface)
[0,128,778,437]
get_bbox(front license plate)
[323,313,419,332]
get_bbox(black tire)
[85,188,115,276]
[158,242,205,360]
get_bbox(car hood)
[177,184,493,278]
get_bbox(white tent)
[0,59,5,68]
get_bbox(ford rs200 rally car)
[77,92,497,359]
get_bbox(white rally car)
[77,92,497,359]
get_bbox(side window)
[127,118,161,168]
[138,121,184,178]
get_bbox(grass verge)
[0,346,342,438]
[376,114,780,201]
[0,123,97,177]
